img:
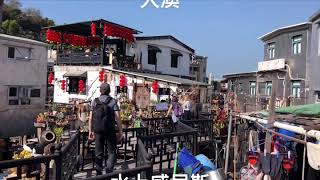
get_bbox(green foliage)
[0,0,55,40]
[1,19,20,35]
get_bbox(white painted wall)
[54,66,101,104]
[136,39,193,77]
[0,35,48,137]
[54,66,180,104]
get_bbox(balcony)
[56,51,138,70]
[57,51,102,65]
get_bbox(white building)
[0,34,48,138]
[53,66,208,108]
[135,36,195,79]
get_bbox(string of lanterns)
[46,22,134,46]
[48,72,54,85]
[119,74,127,88]
[99,69,105,82]
[46,29,101,47]
[152,81,159,94]
[78,80,84,93]
[61,80,66,91]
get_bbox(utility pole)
[265,80,276,154]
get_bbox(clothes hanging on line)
[307,142,320,171]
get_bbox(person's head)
[100,83,111,95]
[171,95,178,102]
[185,95,190,101]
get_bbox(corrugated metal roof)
[105,67,208,86]
[0,34,48,46]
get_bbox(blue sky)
[20,0,320,78]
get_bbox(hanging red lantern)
[48,72,54,85]
[61,80,66,91]
[152,81,159,94]
[91,22,96,37]
[99,69,105,82]
[78,80,84,93]
[119,74,127,88]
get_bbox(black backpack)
[92,97,116,134]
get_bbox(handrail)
[0,132,80,180]
[0,155,57,169]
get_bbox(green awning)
[275,103,320,117]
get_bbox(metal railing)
[57,51,102,65]
[182,118,213,143]
[142,117,172,135]
[140,121,197,175]
[0,132,80,180]
[85,138,152,180]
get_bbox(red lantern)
[48,72,54,85]
[61,80,66,91]
[99,69,105,82]
[91,22,96,37]
[152,81,159,94]
[119,74,127,88]
[78,80,84,93]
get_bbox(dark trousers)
[183,110,191,120]
[95,132,117,175]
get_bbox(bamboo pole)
[224,111,233,175]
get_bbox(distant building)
[135,35,195,79]
[0,34,48,138]
[190,55,208,83]
[258,22,311,106]
[223,9,320,111]
[222,72,258,112]
[307,10,320,104]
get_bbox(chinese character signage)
[141,0,180,9]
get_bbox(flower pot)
[40,130,56,146]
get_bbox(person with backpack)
[166,95,183,131]
[88,83,123,175]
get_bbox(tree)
[0,0,4,23]
[1,19,20,35]
[0,0,55,40]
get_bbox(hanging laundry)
[269,154,283,177]
[307,166,320,180]
[239,165,260,180]
[307,142,320,171]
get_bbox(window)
[8,86,34,105]
[8,47,15,58]
[171,55,179,68]
[7,46,32,60]
[19,87,30,105]
[116,86,128,95]
[30,89,41,97]
[268,43,275,59]
[67,77,86,94]
[250,81,256,96]
[318,25,320,56]
[8,87,18,105]
[159,88,170,95]
[292,81,301,98]
[316,91,320,101]
[203,66,206,73]
[265,81,272,96]
[292,35,302,55]
[148,50,157,65]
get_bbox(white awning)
[63,71,87,77]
